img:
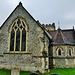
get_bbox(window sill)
[4,52,32,54]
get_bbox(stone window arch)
[58,49,61,55]
[56,47,63,56]
[68,48,72,56]
[9,18,27,52]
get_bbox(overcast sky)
[0,0,75,29]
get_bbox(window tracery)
[9,18,27,52]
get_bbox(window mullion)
[14,30,16,52]
[20,30,22,52]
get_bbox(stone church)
[0,2,75,74]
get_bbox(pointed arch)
[56,47,63,56]
[8,17,29,32]
[9,18,27,52]
[68,48,72,56]
[58,49,61,55]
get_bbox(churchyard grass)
[0,69,11,75]
[0,68,75,75]
[20,68,75,75]
[50,68,75,75]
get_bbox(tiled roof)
[62,30,75,43]
[48,29,75,44]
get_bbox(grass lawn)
[50,68,75,75]
[0,68,75,75]
[20,68,75,75]
[0,69,11,75]
[20,71,30,75]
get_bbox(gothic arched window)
[56,47,63,56]
[58,49,61,55]
[69,49,72,56]
[69,49,71,56]
[9,18,27,52]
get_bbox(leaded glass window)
[58,49,61,55]
[10,29,15,51]
[15,29,20,51]
[69,49,72,56]
[9,18,27,52]
[21,29,26,51]
[69,49,71,56]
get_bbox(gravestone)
[11,70,19,75]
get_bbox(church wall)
[0,5,50,56]
[0,54,43,72]
[0,5,50,73]
[52,45,75,68]
[53,46,65,57]
[53,58,75,68]
[53,45,75,57]
[45,36,49,55]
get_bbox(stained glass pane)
[22,21,25,27]
[14,26,17,30]
[69,49,71,56]
[20,25,23,29]
[58,49,61,55]
[21,29,26,51]
[10,29,15,51]
[15,29,20,51]
[17,19,21,26]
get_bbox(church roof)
[48,29,75,45]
